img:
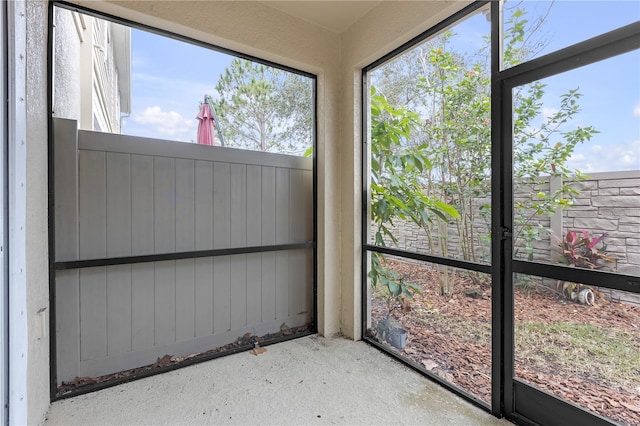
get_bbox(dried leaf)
[421,359,438,371]
[606,398,621,408]
[155,354,172,367]
[620,402,640,413]
[250,347,267,356]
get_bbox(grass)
[413,308,638,390]
[372,260,640,393]
[515,321,640,389]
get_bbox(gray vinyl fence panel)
[53,118,313,385]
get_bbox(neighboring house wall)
[53,8,130,133]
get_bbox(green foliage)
[416,32,493,279]
[212,59,312,154]
[368,254,421,301]
[515,321,640,388]
[302,146,313,157]
[369,86,458,307]
[512,82,598,259]
[370,86,459,248]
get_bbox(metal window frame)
[48,0,318,400]
[361,0,640,423]
[361,0,494,413]
[499,20,640,424]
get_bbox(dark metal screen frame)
[48,0,318,401]
[499,19,640,424]
[361,1,640,424]
[361,0,494,413]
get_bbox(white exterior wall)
[6,1,51,424]
[7,2,29,424]
[53,9,82,124]
[25,0,50,423]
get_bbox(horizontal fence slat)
[78,129,312,170]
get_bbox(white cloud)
[566,153,593,173]
[567,140,640,173]
[132,106,194,137]
[542,106,558,120]
[634,103,640,118]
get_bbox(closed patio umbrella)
[196,97,217,146]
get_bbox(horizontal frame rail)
[499,21,640,87]
[54,242,315,271]
[364,244,492,275]
[513,260,640,294]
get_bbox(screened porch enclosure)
[52,117,314,390]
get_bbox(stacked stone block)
[374,170,639,305]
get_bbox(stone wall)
[377,169,640,278]
[564,171,640,277]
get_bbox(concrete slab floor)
[44,336,512,425]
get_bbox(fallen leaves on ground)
[57,324,310,396]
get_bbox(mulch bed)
[57,324,311,397]
[369,259,640,426]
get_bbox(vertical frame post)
[489,0,504,417]
[0,0,9,423]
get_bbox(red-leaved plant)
[557,229,615,299]
[559,229,615,269]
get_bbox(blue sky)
[121,1,639,172]
[122,31,232,142]
[502,1,640,173]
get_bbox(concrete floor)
[44,335,511,425]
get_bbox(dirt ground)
[369,259,640,426]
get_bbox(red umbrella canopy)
[196,101,217,145]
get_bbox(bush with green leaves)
[369,86,458,304]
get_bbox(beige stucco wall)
[338,1,471,338]
[20,1,473,422]
[49,1,472,343]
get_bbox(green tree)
[212,59,313,154]
[370,7,597,294]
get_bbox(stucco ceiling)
[261,1,383,33]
